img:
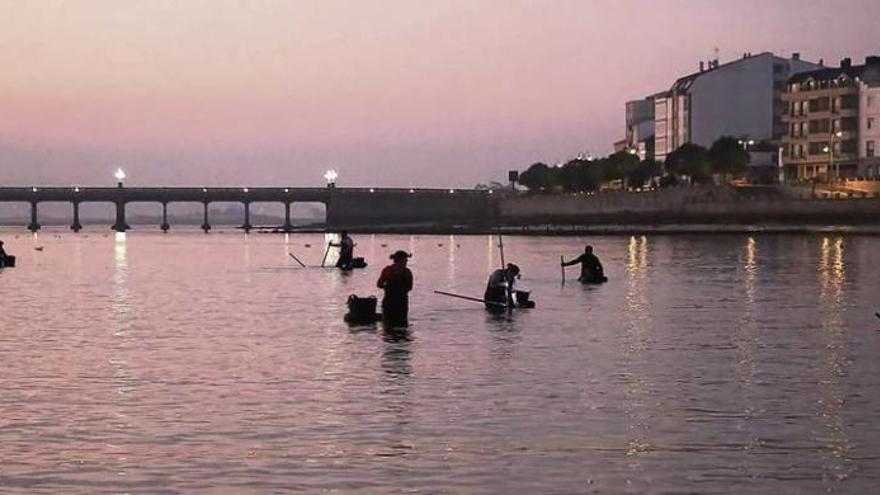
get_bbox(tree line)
[517,136,751,193]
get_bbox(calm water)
[1,229,880,494]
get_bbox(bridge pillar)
[112,201,130,232]
[160,202,170,232]
[284,202,293,231]
[201,202,211,233]
[70,202,82,232]
[28,202,41,232]
[242,201,252,233]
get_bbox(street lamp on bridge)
[324,169,338,188]
[115,168,126,188]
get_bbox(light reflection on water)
[1,230,880,493]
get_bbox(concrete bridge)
[0,185,496,232]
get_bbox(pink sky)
[1,0,878,187]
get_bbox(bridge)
[0,185,496,232]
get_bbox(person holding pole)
[329,231,356,270]
[484,263,520,311]
[562,245,607,283]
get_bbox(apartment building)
[650,52,821,162]
[624,97,656,160]
[781,56,880,180]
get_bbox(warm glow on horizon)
[0,1,877,187]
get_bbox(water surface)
[1,229,879,494]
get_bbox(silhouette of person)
[484,263,520,310]
[0,241,8,267]
[377,250,413,327]
[331,231,356,270]
[562,245,606,283]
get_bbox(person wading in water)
[0,241,8,267]
[562,245,606,283]
[377,250,413,327]
[330,231,356,270]
[484,263,520,310]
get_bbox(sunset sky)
[1,0,878,187]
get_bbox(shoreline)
[3,223,879,236]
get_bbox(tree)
[708,136,751,178]
[518,162,553,191]
[665,143,712,184]
[627,159,664,187]
[599,151,640,185]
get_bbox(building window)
[868,140,876,158]
[869,117,875,130]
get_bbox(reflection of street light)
[324,169,338,188]
[115,168,126,188]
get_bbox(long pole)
[498,234,506,269]
[560,255,565,285]
[288,252,306,268]
[320,242,332,268]
[434,290,507,307]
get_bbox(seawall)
[496,186,880,226]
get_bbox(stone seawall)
[326,188,494,228]
[498,186,880,225]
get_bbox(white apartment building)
[625,97,656,160]
[650,52,821,162]
[859,77,880,177]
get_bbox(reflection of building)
[781,56,880,180]
[625,97,655,160]
[635,52,821,162]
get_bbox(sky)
[1,0,878,188]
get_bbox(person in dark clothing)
[331,231,356,269]
[484,263,520,310]
[562,245,606,283]
[0,241,7,267]
[377,250,413,327]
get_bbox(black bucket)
[351,257,367,269]
[0,255,14,268]
[345,295,379,324]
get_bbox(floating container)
[515,290,535,308]
[345,295,380,324]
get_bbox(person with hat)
[376,250,413,327]
[484,263,520,310]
